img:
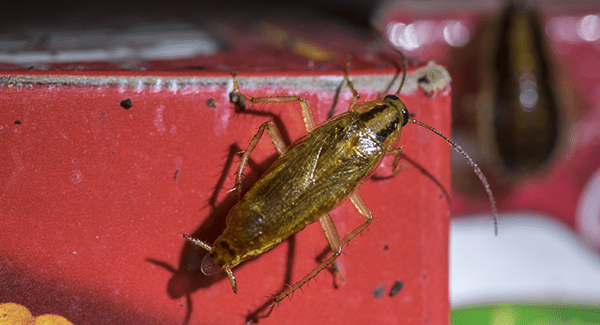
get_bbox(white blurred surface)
[450,212,600,308]
[0,21,219,64]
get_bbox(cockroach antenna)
[410,119,499,236]
[394,47,498,235]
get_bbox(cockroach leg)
[223,267,237,294]
[320,214,346,285]
[229,71,326,195]
[182,233,213,252]
[342,193,374,245]
[343,56,360,109]
[319,213,342,255]
[255,213,343,322]
[255,193,373,322]
[231,72,317,131]
[229,71,325,196]
[385,146,408,176]
[231,121,287,196]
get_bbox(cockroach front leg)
[388,146,408,176]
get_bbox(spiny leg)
[320,214,346,286]
[182,233,212,252]
[231,72,317,131]
[281,213,342,302]
[255,213,342,321]
[281,194,374,296]
[321,213,346,286]
[256,193,373,321]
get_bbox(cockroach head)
[383,94,409,127]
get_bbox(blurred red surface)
[376,5,600,249]
[0,63,452,324]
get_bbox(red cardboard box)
[0,18,453,325]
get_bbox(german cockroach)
[477,2,562,181]
[184,52,497,322]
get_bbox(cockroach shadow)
[145,101,299,325]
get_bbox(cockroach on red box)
[184,53,498,322]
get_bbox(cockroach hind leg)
[226,182,243,198]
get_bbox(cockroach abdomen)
[201,253,222,276]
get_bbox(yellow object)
[0,303,72,325]
[34,315,73,325]
[0,303,34,325]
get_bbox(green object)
[452,304,600,324]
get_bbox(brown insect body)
[206,96,408,275]
[479,2,561,179]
